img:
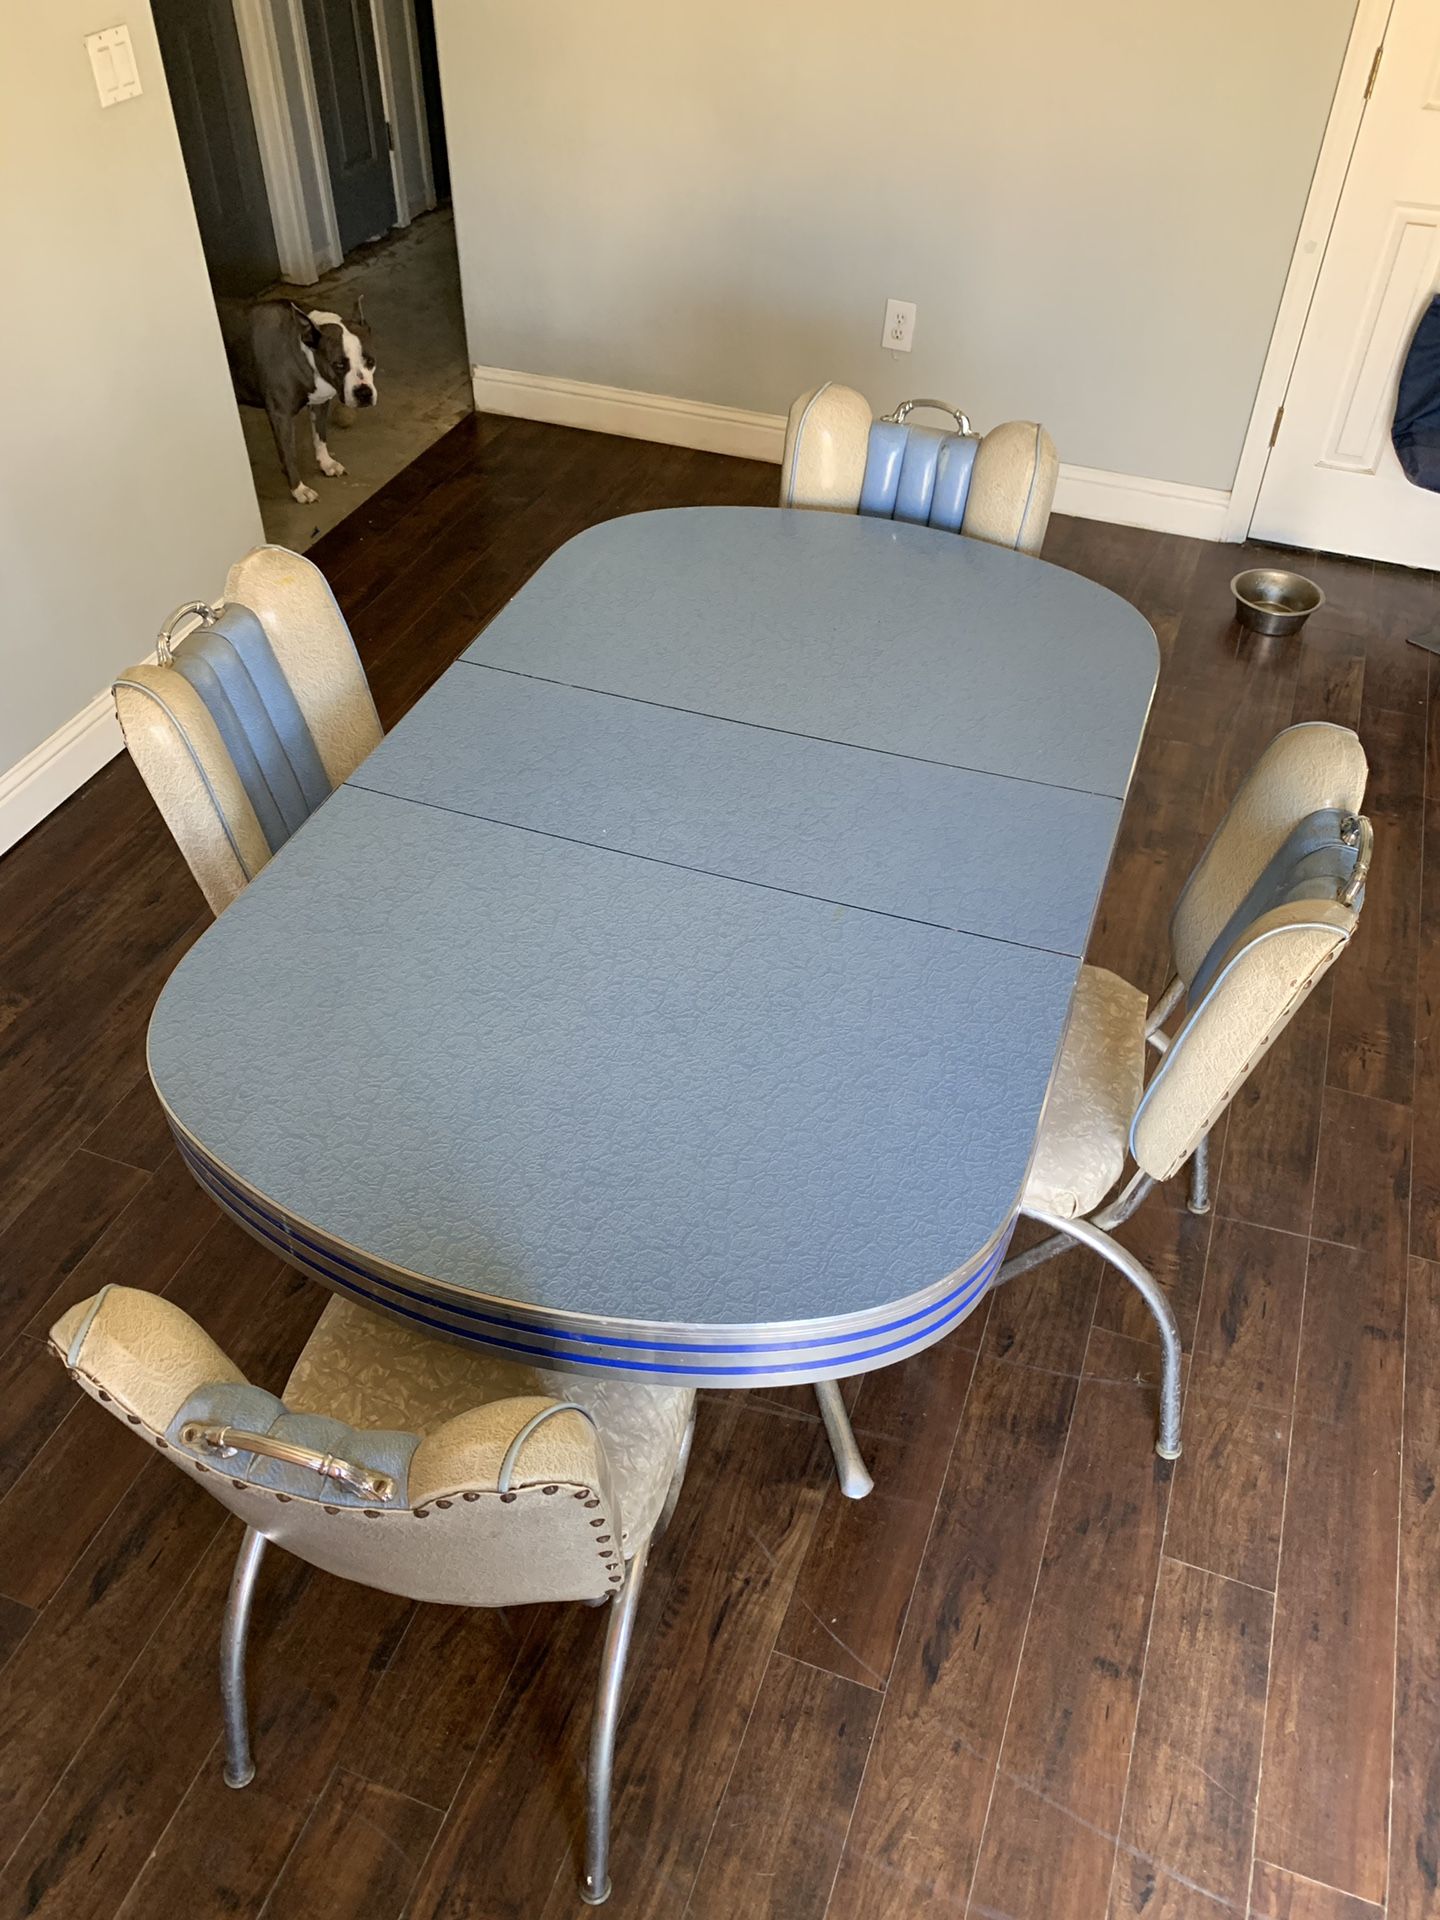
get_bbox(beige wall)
[0,2,261,799]
[436,0,1358,491]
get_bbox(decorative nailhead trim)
[414,1508,430,1519]
[500,1492,517,1504]
[589,1518,604,1529]
[463,1492,480,1502]
[364,1509,381,1519]
[436,1499,453,1509]
[596,1535,611,1544]
[155,1438,169,1449]
[584,1498,600,1509]
[126,1414,141,1425]
[276,1493,291,1503]
[98,1391,111,1402]
[195,1463,209,1475]
[572,1489,590,1501]
[324,1505,339,1516]
[542,1485,558,1495]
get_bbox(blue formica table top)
[149,508,1158,1385]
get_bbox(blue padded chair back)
[859,420,978,530]
[167,605,333,857]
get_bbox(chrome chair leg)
[1187,1131,1212,1215]
[813,1379,873,1500]
[582,1537,650,1906]
[1025,1205,1183,1461]
[221,1525,267,1788]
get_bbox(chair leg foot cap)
[579,1878,612,1905]
[1187,1198,1212,1215]
[1155,1442,1182,1462]
[223,1764,255,1789]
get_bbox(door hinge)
[1269,404,1285,448]
[1364,43,1383,99]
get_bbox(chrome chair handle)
[882,397,974,436]
[179,1422,396,1502]
[156,600,221,667]
[1339,813,1372,906]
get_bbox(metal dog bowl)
[1230,567,1324,637]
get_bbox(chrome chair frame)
[219,1403,698,1908]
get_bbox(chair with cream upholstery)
[814,722,1371,1494]
[778,383,1059,555]
[49,1284,695,1907]
[113,546,381,917]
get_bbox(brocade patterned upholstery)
[1023,964,1148,1219]
[285,1295,694,1549]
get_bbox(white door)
[1251,0,1440,567]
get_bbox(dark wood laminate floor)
[0,415,1434,1920]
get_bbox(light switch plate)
[86,26,142,108]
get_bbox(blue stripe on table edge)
[175,1137,1007,1376]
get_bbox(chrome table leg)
[582,1537,651,1905]
[813,1379,873,1499]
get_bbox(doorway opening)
[150,0,471,550]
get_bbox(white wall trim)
[472,365,1233,540]
[233,0,320,283]
[1223,0,1396,542]
[370,0,412,230]
[0,695,123,859]
[1051,464,1232,540]
[281,0,343,277]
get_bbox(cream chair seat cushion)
[1023,964,1148,1220]
[285,1294,693,1552]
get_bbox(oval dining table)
[147,505,1158,1498]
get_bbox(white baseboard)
[473,366,787,464]
[1051,462,1233,541]
[473,364,1235,541]
[0,692,124,858]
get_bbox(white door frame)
[231,0,434,287]
[1223,0,1397,542]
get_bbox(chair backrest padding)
[114,546,382,916]
[223,547,382,790]
[1131,898,1357,1183]
[780,383,872,512]
[1171,722,1368,988]
[50,1286,626,1609]
[961,421,1059,555]
[112,666,270,914]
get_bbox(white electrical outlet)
[882,298,917,353]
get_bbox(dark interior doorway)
[302,0,397,255]
[413,0,450,204]
[150,0,279,296]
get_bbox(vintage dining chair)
[778,382,1060,554]
[48,1284,695,1907]
[816,722,1371,1497]
[113,546,381,916]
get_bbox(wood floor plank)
[826,1358,1076,1920]
[0,1148,147,1341]
[0,1458,222,1866]
[1091,1189,1211,1353]
[966,1360,1172,1920]
[1250,1861,1385,1920]
[774,1335,978,1689]
[79,1072,175,1173]
[1391,1255,1440,1920]
[1254,1240,1404,1905]
[686,1653,877,1920]
[1327,703,1423,1105]
[1106,1558,1270,1919]
[983,1240,1102,1377]
[1311,1086,1412,1269]
[1410,799,1440,1262]
[0,1335,83,1503]
[1219,981,1331,1237]
[260,1772,441,1920]
[1164,1218,1308,1591]
[110,1550,411,1920]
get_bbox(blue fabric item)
[859,420,908,517]
[168,1381,418,1507]
[1393,294,1440,491]
[929,435,977,530]
[171,606,332,854]
[1187,809,1362,1006]
[893,426,948,525]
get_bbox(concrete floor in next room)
[238,209,473,551]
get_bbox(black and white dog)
[219,299,379,505]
